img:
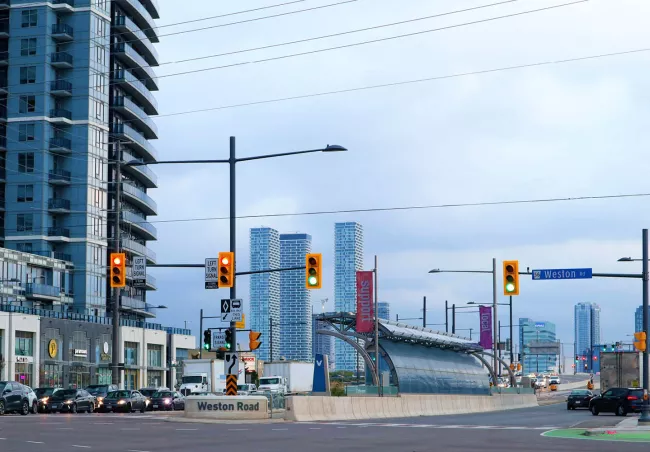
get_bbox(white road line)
[336,427,347,429]
[0,438,6,440]
[128,450,151,452]
[58,428,74,430]
[309,428,321,430]
[175,429,198,431]
[93,422,113,425]
[228,429,250,431]
[272,428,289,431]
[26,441,44,444]
[120,428,141,431]
[71,445,91,449]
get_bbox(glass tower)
[280,233,312,362]
[519,318,557,373]
[635,305,649,333]
[249,227,280,362]
[334,222,363,371]
[378,302,390,321]
[2,0,160,319]
[574,302,601,370]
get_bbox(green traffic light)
[308,276,318,286]
[505,282,515,292]
[203,343,209,350]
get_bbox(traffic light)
[249,331,262,351]
[634,332,647,352]
[218,251,235,288]
[203,329,212,351]
[305,253,322,289]
[224,329,232,350]
[516,363,522,371]
[502,260,519,296]
[109,253,126,288]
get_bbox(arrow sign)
[225,353,238,376]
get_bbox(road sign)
[220,299,243,322]
[225,353,238,376]
[205,258,218,289]
[132,256,146,288]
[531,268,592,280]
[242,356,256,372]
[211,331,226,350]
[235,314,245,330]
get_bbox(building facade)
[635,305,649,333]
[312,313,333,369]
[519,318,557,373]
[249,227,280,362]
[334,222,363,371]
[574,302,601,371]
[378,301,390,321]
[1,0,160,320]
[280,233,312,361]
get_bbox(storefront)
[94,335,112,385]
[15,331,35,386]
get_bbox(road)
[0,403,645,451]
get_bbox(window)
[147,344,162,367]
[125,342,138,365]
[19,96,36,114]
[20,67,36,85]
[15,331,34,356]
[19,124,35,141]
[17,184,34,202]
[18,153,34,173]
[17,243,32,253]
[20,38,37,56]
[95,45,105,64]
[21,9,37,28]
[94,100,105,121]
[17,214,33,232]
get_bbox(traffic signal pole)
[640,229,650,424]
[229,137,237,394]
[111,141,122,388]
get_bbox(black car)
[567,389,594,410]
[590,387,644,416]
[0,381,31,416]
[85,384,119,412]
[139,387,168,411]
[150,391,185,411]
[103,390,147,413]
[48,389,96,414]
[34,387,62,413]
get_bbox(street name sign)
[531,268,592,280]
[205,258,219,289]
[221,299,243,322]
[211,331,226,350]
[132,256,146,288]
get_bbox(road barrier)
[285,393,538,421]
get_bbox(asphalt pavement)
[0,403,644,452]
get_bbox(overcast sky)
[146,0,650,350]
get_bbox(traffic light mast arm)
[143,264,306,275]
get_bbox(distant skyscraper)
[280,233,312,361]
[574,302,601,371]
[249,228,280,362]
[636,305,649,332]
[334,222,364,371]
[378,302,390,321]
[312,314,334,369]
[519,318,557,373]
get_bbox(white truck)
[259,361,314,394]
[179,359,245,396]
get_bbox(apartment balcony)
[0,77,7,95]
[142,0,160,19]
[50,52,73,69]
[114,0,159,42]
[120,149,158,189]
[112,15,159,67]
[126,267,157,290]
[0,167,5,181]
[0,136,5,150]
[121,182,157,215]
[0,199,5,210]
[111,96,158,139]
[0,0,9,11]
[47,227,70,242]
[49,108,72,125]
[120,210,157,241]
[112,42,158,91]
[121,238,156,265]
[48,169,71,185]
[52,0,75,13]
[52,251,72,262]
[0,51,8,67]
[111,123,158,163]
[50,80,72,97]
[0,105,6,122]
[112,68,158,115]
[0,22,8,38]
[26,283,62,301]
[52,23,74,42]
[50,136,72,154]
[121,295,156,318]
[48,198,71,213]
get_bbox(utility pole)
[229,137,237,390]
[452,304,456,334]
[199,309,203,359]
[445,300,448,333]
[374,256,381,395]
[111,141,122,388]
[492,258,498,381]
[422,296,426,329]
[640,228,650,424]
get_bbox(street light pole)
[492,258,498,380]
[641,229,650,424]
[445,300,448,333]
[229,137,237,375]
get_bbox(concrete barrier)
[285,393,538,422]
[184,396,269,420]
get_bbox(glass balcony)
[48,169,71,184]
[0,77,7,95]
[112,15,159,66]
[120,149,158,189]
[121,237,156,264]
[121,182,157,216]
[50,108,72,123]
[112,42,158,91]
[52,23,74,42]
[52,0,75,12]
[50,52,73,69]
[120,210,157,241]
[114,0,159,42]
[47,227,70,237]
[111,123,158,162]
[26,283,62,300]
[50,80,72,97]
[50,136,72,154]
[111,96,158,139]
[48,198,71,212]
[126,267,157,290]
[121,295,146,310]
[0,21,8,37]
[53,252,72,262]
[112,68,158,115]
[0,51,8,66]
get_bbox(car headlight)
[163,398,171,405]
[40,397,49,403]
[117,400,126,405]
[64,400,73,405]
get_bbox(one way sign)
[221,299,243,322]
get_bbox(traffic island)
[183,396,270,421]
[543,429,650,443]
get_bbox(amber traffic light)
[110,253,126,288]
[503,260,519,296]
[634,331,647,352]
[249,331,262,351]
[218,251,234,288]
[305,253,322,289]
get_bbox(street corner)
[542,428,650,443]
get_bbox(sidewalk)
[544,416,650,443]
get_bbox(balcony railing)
[121,237,157,264]
[26,283,61,298]
[113,15,159,66]
[112,41,158,90]
[50,136,72,152]
[121,182,157,215]
[51,23,74,41]
[50,108,72,120]
[115,0,159,42]
[48,198,71,210]
[120,149,158,188]
[112,68,158,114]
[53,252,72,262]
[120,210,157,239]
[47,227,70,237]
[111,123,158,162]
[50,79,72,94]
[50,51,73,67]
[48,169,71,183]
[112,96,158,139]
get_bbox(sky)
[144,0,650,351]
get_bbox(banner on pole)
[356,271,374,333]
[479,306,493,349]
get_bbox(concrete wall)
[285,393,538,422]
[0,312,40,385]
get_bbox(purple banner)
[479,306,493,349]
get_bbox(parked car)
[590,388,644,416]
[34,387,62,413]
[49,389,96,414]
[23,386,38,413]
[139,387,168,411]
[567,389,594,410]
[103,390,147,413]
[0,381,31,415]
[150,390,185,411]
[85,384,119,412]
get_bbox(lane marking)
[120,428,141,431]
[58,428,74,430]
[93,423,113,425]
[71,446,91,449]
[27,441,44,444]
[309,428,321,430]
[128,450,151,452]
[272,428,289,431]
[228,429,249,431]
[175,428,198,431]
[336,427,346,429]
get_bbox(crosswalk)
[304,422,561,431]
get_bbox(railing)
[50,136,72,149]
[112,96,158,137]
[53,252,72,261]
[121,237,157,262]
[48,169,71,182]
[112,41,158,87]
[121,182,157,212]
[113,15,159,64]
[117,0,158,39]
[51,80,72,92]
[120,210,157,238]
[345,385,400,396]
[26,283,61,298]
[51,51,73,65]
[50,108,72,120]
[120,149,158,186]
[52,23,74,36]
[47,227,70,237]
[48,198,71,210]
[112,68,158,113]
[122,295,146,310]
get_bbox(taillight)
[627,396,638,401]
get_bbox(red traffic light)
[221,256,230,266]
[113,256,122,265]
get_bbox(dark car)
[590,388,644,416]
[0,381,31,416]
[567,389,594,410]
[150,391,185,411]
[34,387,62,413]
[49,389,96,414]
[103,390,147,413]
[139,387,168,411]
[85,384,118,412]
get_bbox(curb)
[164,416,288,425]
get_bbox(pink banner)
[479,306,493,349]
[356,271,374,333]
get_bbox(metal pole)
[445,300,448,333]
[396,314,399,322]
[111,141,122,388]
[452,304,456,334]
[469,328,473,340]
[422,296,426,329]
[640,229,650,424]
[374,255,381,396]
[509,296,514,365]
[229,136,237,394]
[270,317,273,362]
[498,320,502,377]
[199,309,203,359]
[492,258,498,377]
